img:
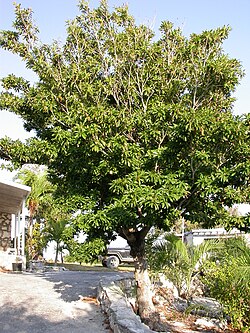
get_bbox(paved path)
[0,270,132,333]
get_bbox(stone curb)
[97,279,157,333]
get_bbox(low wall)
[0,250,26,271]
[97,279,157,333]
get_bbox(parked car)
[101,244,134,268]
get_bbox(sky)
[0,0,250,186]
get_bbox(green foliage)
[0,1,249,262]
[202,237,250,331]
[15,166,57,260]
[146,231,218,299]
[66,238,106,264]
[147,233,250,331]
[16,167,75,262]
[25,221,47,260]
[43,213,69,244]
[42,206,72,263]
[15,166,55,218]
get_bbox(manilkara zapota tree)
[0,0,249,319]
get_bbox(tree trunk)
[61,250,64,263]
[55,242,59,264]
[134,254,155,319]
[27,216,34,260]
[121,226,155,320]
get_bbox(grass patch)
[45,261,134,272]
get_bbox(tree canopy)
[0,0,250,317]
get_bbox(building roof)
[0,179,31,214]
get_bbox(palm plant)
[216,237,250,284]
[147,233,218,300]
[15,166,55,259]
[43,207,70,263]
[16,167,55,226]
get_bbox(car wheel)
[106,256,119,269]
[102,258,107,267]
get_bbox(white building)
[184,227,250,246]
[0,180,30,271]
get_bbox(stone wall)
[0,212,12,251]
[97,279,157,333]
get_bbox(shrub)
[146,232,217,300]
[66,238,106,264]
[202,238,250,332]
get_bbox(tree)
[0,1,249,319]
[15,166,55,259]
[16,166,54,220]
[16,167,74,263]
[43,207,71,264]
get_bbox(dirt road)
[0,270,132,333]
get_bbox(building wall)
[0,211,26,271]
[184,228,250,247]
[0,212,12,251]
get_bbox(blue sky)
[0,0,250,180]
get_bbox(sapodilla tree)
[0,1,249,318]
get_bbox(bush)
[66,238,106,264]
[62,254,77,263]
[202,238,250,332]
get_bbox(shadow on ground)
[0,299,110,333]
[39,270,133,302]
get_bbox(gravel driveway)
[0,270,132,333]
